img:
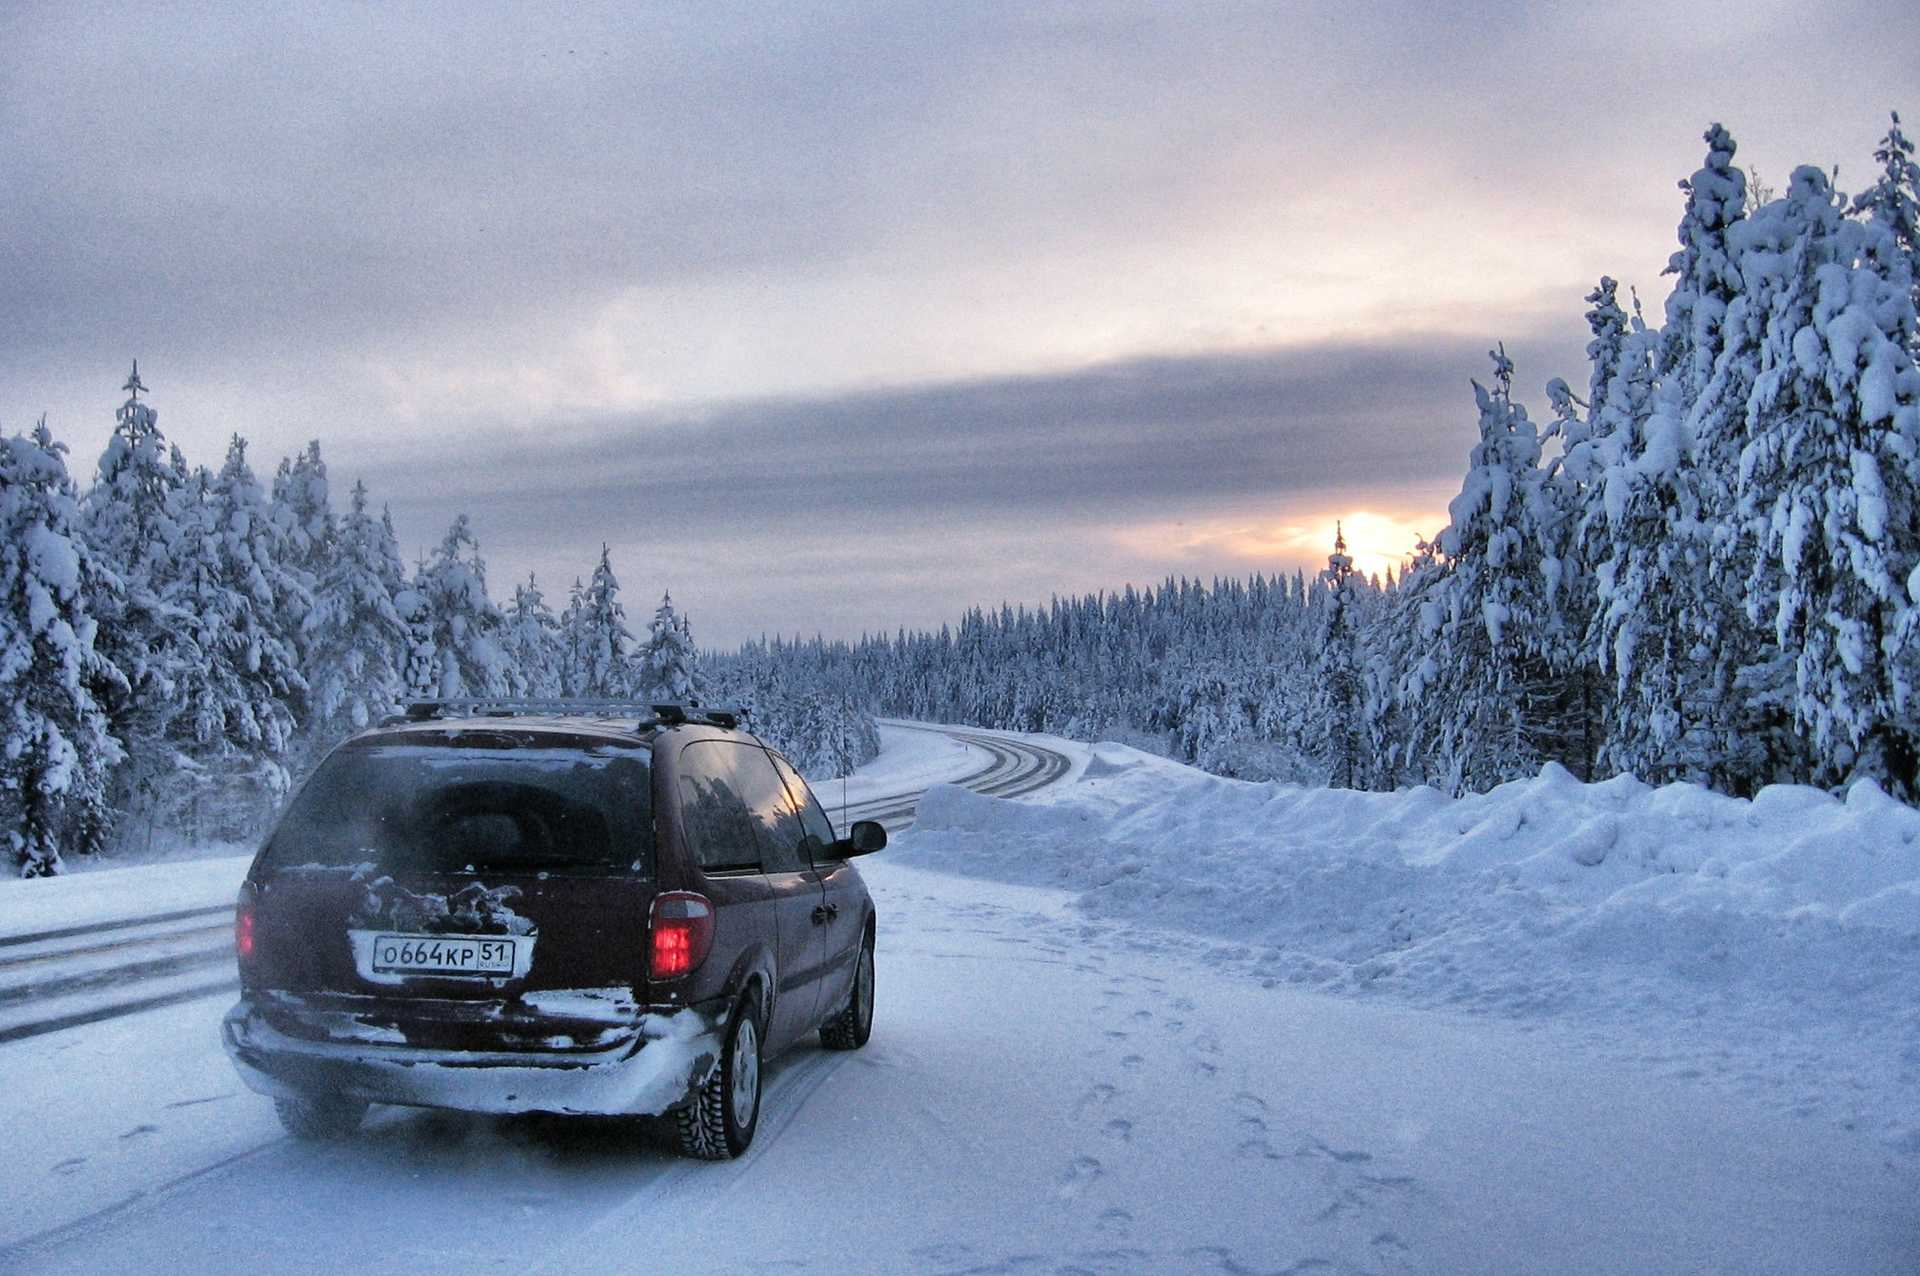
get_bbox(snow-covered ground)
[2,727,1915,1273]
[905,743,1920,1157]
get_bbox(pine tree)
[504,573,563,697]
[1598,126,1753,785]
[637,591,700,704]
[1852,111,1920,344]
[161,438,309,835]
[80,363,191,846]
[304,480,409,742]
[565,545,635,696]
[0,419,126,875]
[1423,347,1558,792]
[1734,165,1920,791]
[1315,523,1364,788]
[405,514,509,699]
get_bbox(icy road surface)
[2,726,1915,1274]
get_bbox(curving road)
[0,723,1073,1047]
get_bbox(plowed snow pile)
[901,744,1920,1152]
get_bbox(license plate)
[371,934,517,976]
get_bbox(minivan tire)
[819,936,874,1051]
[677,992,762,1160]
[274,1093,368,1140]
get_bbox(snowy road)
[2,728,1914,1274]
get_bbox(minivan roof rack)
[386,698,745,731]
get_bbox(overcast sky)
[3,2,1911,644]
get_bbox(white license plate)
[371,933,517,976]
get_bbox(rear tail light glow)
[235,886,257,965]
[649,892,714,980]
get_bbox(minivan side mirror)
[832,820,887,858]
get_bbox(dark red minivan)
[222,701,884,1159]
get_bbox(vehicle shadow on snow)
[334,1044,837,1171]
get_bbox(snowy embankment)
[899,744,1920,1152]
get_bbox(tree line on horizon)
[4,114,1916,874]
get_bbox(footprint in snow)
[52,1157,86,1175]
[1055,1155,1103,1200]
[1120,1054,1145,1070]
[1101,1118,1133,1142]
[1096,1207,1133,1235]
[119,1124,159,1140]
[1232,1091,1269,1117]
[1074,1084,1117,1118]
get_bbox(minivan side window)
[726,743,809,874]
[678,741,764,871]
[769,751,837,861]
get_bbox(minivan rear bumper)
[222,996,723,1117]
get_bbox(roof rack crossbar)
[394,698,746,730]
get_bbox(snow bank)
[900,745,1920,1150]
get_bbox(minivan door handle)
[811,904,837,925]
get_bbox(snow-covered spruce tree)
[563,546,635,697]
[269,441,333,665]
[503,573,563,697]
[160,437,309,836]
[1314,524,1365,788]
[79,363,191,846]
[0,419,126,875]
[1419,348,1559,793]
[303,480,409,746]
[1597,126,1752,785]
[675,609,706,703]
[1852,111,1920,345]
[404,514,509,700]
[1731,165,1920,792]
[637,591,700,704]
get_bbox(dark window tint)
[262,744,653,876]
[681,740,808,873]
[770,751,837,861]
[678,742,765,871]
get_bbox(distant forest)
[3,114,1916,875]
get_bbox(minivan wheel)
[274,1093,368,1140]
[677,995,762,1160]
[819,936,874,1051]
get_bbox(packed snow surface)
[902,743,1920,1152]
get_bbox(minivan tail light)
[235,885,258,966]
[649,892,714,980]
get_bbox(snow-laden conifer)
[1732,166,1920,790]
[0,419,125,874]
[1852,111,1920,340]
[637,591,701,704]
[1422,348,1558,792]
[1597,128,1754,785]
[80,364,191,843]
[1314,523,1365,788]
[504,573,563,697]
[563,546,635,697]
[304,480,409,742]
[404,514,509,699]
[159,438,309,834]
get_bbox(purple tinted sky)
[2,2,1911,644]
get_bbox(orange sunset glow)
[1114,508,1439,583]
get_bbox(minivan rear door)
[248,735,658,1026]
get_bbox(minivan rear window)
[262,744,653,876]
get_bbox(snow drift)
[900,744,1920,1150]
